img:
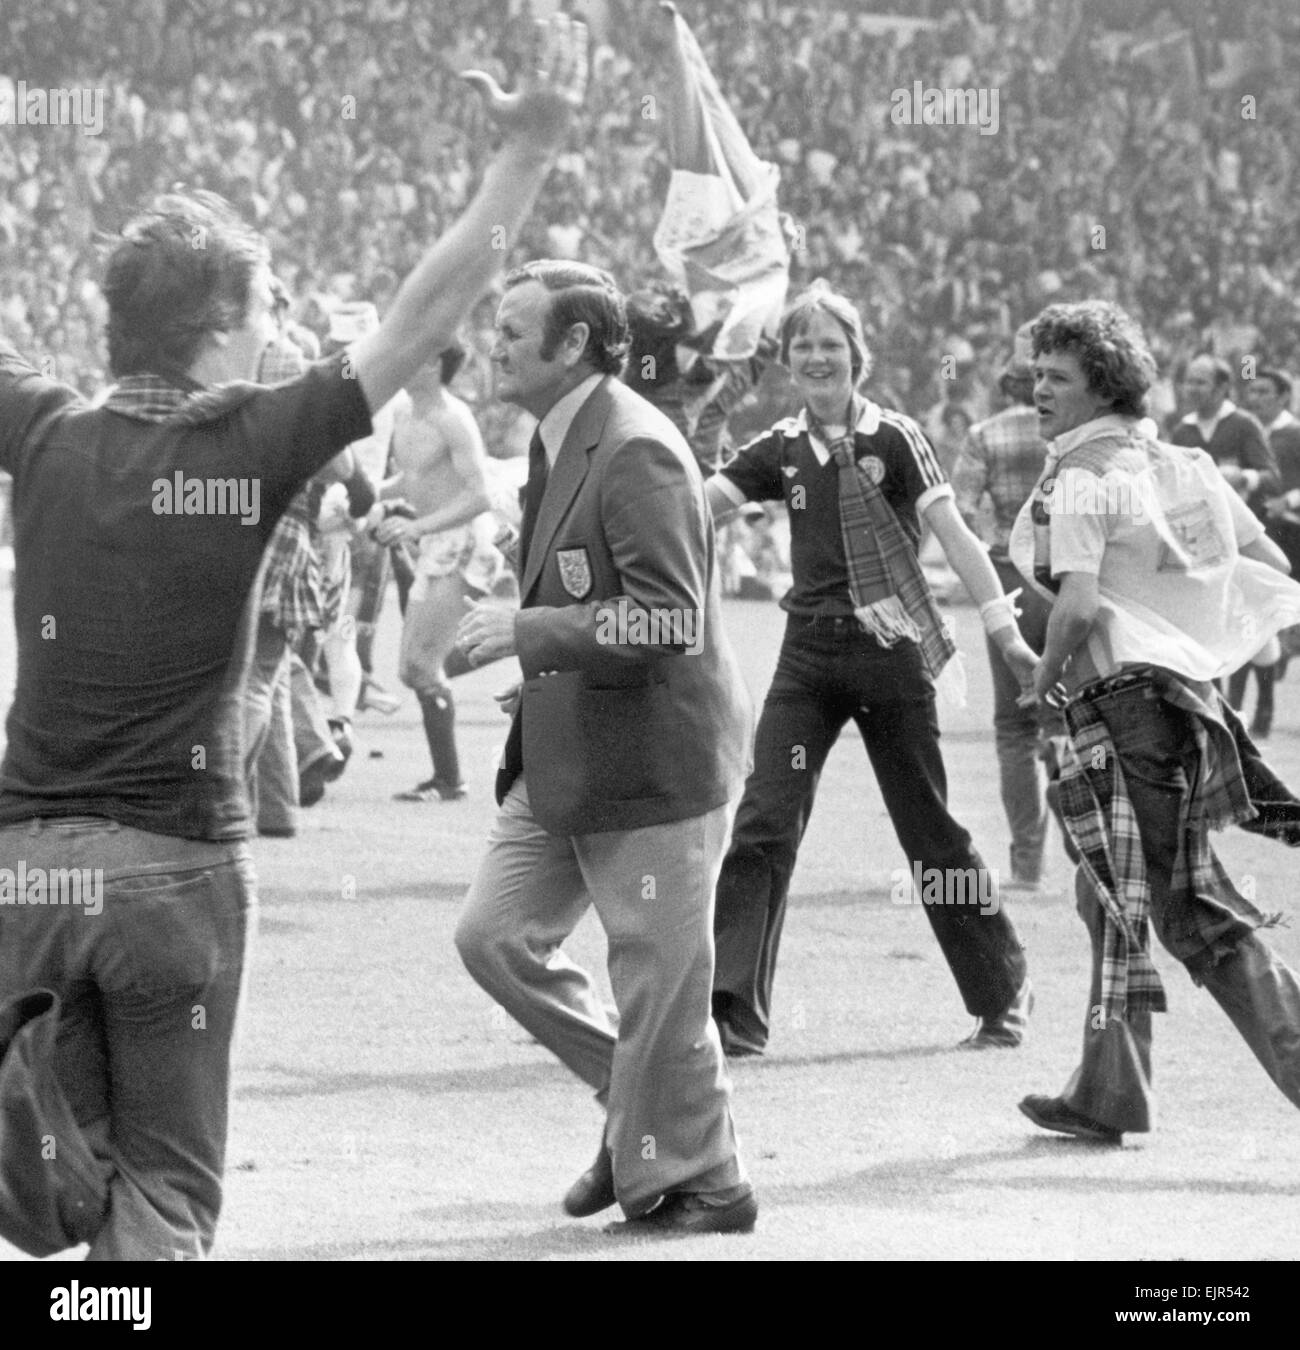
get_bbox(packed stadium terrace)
[1,0,1297,434]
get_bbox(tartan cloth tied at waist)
[806,397,955,679]
[1056,665,1297,1024]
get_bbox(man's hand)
[494,682,522,718]
[461,12,588,147]
[998,635,1038,698]
[457,598,518,667]
[1034,658,1057,701]
[374,515,417,547]
[369,500,417,546]
[351,12,589,413]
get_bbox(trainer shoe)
[959,977,1033,1050]
[1019,1094,1122,1145]
[1000,874,1043,896]
[327,716,354,769]
[394,777,467,802]
[358,676,401,715]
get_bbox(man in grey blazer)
[455,260,757,1234]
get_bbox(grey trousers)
[455,780,745,1216]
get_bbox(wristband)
[979,590,1020,636]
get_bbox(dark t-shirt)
[0,346,372,840]
[717,403,951,616]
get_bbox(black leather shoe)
[1019,1093,1122,1144]
[562,1145,615,1218]
[609,1184,758,1236]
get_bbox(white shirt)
[536,373,604,467]
[1010,414,1300,682]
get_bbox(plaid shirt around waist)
[1056,666,1289,1023]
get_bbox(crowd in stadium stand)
[1,0,1297,449]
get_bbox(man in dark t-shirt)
[0,16,587,1262]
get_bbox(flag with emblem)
[650,3,791,360]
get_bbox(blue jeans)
[1061,677,1300,1131]
[713,615,1027,1047]
[985,557,1053,882]
[244,615,299,833]
[0,817,255,1258]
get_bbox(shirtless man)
[375,344,497,801]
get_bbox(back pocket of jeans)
[101,870,244,994]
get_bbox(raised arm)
[351,15,588,412]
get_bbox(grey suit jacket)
[498,375,753,834]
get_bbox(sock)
[416,687,461,787]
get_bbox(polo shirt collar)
[795,399,883,465]
[1046,412,1145,467]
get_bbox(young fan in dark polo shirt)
[0,14,587,1261]
[706,282,1039,1058]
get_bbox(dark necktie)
[517,427,550,574]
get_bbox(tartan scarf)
[806,397,955,678]
[1057,667,1284,1024]
[1029,421,1140,596]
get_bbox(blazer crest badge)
[556,547,594,599]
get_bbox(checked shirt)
[1057,666,1290,1023]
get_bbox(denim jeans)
[1060,677,1300,1130]
[244,615,298,833]
[985,557,1054,882]
[0,816,255,1258]
[713,615,1027,1047]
